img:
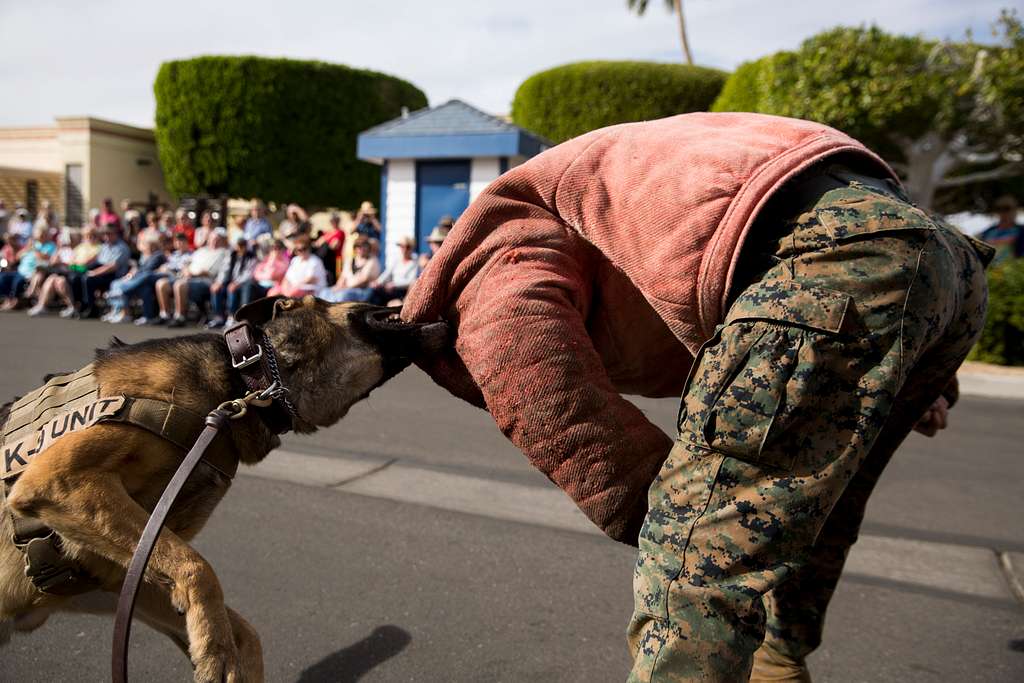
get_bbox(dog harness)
[0,364,227,596]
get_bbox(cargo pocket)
[688,280,852,471]
[814,180,937,243]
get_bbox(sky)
[0,0,1013,129]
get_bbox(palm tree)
[628,0,693,65]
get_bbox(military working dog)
[0,296,446,682]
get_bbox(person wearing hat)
[317,235,380,302]
[7,208,33,244]
[980,194,1023,264]
[370,235,419,305]
[353,201,381,240]
[418,225,448,270]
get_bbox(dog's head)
[234,295,449,433]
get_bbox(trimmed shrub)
[511,61,728,143]
[154,56,427,207]
[969,258,1024,366]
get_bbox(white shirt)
[187,247,229,278]
[284,253,327,292]
[377,255,419,287]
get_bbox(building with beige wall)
[0,117,171,226]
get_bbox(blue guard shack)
[357,99,549,262]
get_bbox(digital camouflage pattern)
[627,168,992,682]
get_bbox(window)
[26,180,38,216]
[65,164,83,226]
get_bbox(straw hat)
[359,201,377,215]
[396,235,416,248]
[426,226,449,244]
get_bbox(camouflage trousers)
[627,168,991,682]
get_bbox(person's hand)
[86,267,103,277]
[913,395,949,437]
[210,281,222,293]
[227,282,239,293]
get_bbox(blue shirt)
[97,239,132,277]
[243,217,272,242]
[980,223,1024,265]
[17,241,56,279]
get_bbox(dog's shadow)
[297,624,412,682]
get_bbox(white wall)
[86,129,170,211]
[469,157,501,202]
[384,159,416,264]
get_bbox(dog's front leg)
[7,465,249,682]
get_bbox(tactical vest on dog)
[0,364,215,595]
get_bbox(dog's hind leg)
[7,445,251,683]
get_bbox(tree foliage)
[969,258,1024,366]
[511,60,727,143]
[712,16,1024,211]
[154,56,427,207]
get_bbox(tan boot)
[749,644,812,683]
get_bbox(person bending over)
[401,113,992,683]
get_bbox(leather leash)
[112,322,290,683]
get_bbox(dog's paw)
[192,643,242,683]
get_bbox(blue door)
[416,160,471,250]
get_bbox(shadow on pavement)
[298,625,412,682]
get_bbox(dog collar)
[223,321,297,434]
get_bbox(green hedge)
[511,61,728,143]
[969,258,1024,366]
[154,56,427,207]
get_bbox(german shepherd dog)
[0,296,447,682]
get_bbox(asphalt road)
[0,314,1022,682]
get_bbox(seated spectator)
[28,227,102,317]
[228,213,247,244]
[269,231,326,297]
[23,226,73,302]
[316,236,381,303]
[193,209,217,249]
[418,225,448,269]
[251,237,290,296]
[7,208,33,243]
[35,201,57,233]
[207,235,258,329]
[243,200,272,242]
[173,209,196,247]
[158,212,175,234]
[314,212,346,285]
[277,204,309,241]
[76,225,132,318]
[0,200,8,234]
[157,230,229,327]
[353,201,381,240]
[0,225,56,311]
[369,235,419,305]
[99,197,122,232]
[980,195,1023,265]
[141,232,192,325]
[102,233,167,323]
[1,234,21,272]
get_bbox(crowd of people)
[0,197,452,328]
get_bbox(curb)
[242,449,1021,606]
[957,363,1024,401]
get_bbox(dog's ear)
[359,307,450,357]
[235,296,286,326]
